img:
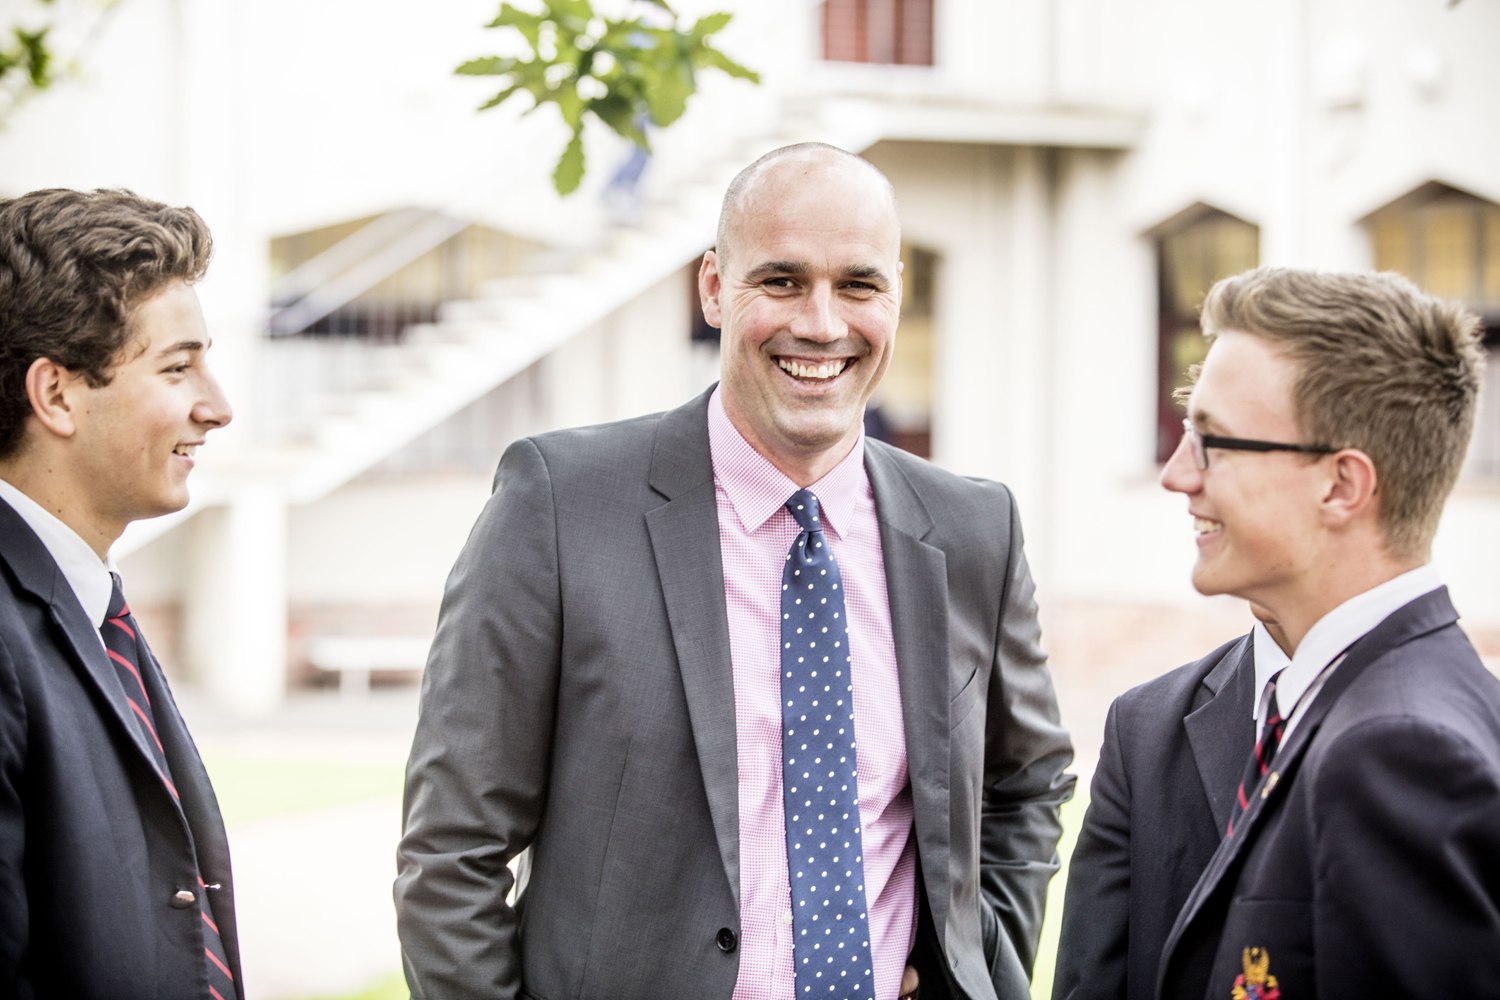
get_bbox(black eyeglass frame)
[1180,418,1337,470]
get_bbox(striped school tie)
[103,574,236,1000]
[1227,668,1286,838]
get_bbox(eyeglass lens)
[1182,420,1207,470]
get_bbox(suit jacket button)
[716,928,738,953]
[171,890,196,908]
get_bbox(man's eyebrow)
[155,339,206,357]
[842,264,889,282]
[743,260,806,282]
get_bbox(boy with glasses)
[1149,267,1500,1000]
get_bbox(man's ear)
[23,357,82,441]
[699,251,725,329]
[1319,448,1379,530]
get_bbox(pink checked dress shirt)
[708,389,918,1000]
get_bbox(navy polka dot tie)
[780,489,874,1000]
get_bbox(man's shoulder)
[1112,632,1253,728]
[868,439,1013,499]
[865,439,1017,527]
[520,410,667,469]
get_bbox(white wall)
[283,264,709,612]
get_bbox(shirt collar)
[706,386,867,538]
[1273,563,1445,719]
[0,477,117,629]
[1251,621,1292,721]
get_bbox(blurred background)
[2,0,1498,996]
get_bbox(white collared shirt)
[1255,564,1444,744]
[1251,621,1291,722]
[0,476,117,633]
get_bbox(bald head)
[714,143,899,266]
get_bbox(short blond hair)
[1195,267,1485,557]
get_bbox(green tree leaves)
[1,0,58,123]
[458,0,759,195]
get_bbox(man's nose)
[193,364,234,430]
[788,282,846,343]
[1160,431,1201,494]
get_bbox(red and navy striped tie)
[102,575,235,1000]
[1227,669,1286,838]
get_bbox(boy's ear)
[23,357,83,441]
[1319,448,1379,530]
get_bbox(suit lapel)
[0,500,181,810]
[1183,635,1256,837]
[644,389,743,907]
[864,443,953,944]
[1158,588,1461,995]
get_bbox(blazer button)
[171,890,196,908]
[716,928,738,953]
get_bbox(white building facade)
[2,0,1497,710]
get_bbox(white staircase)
[115,104,886,555]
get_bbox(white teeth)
[174,445,197,457]
[778,359,848,380]
[1195,517,1222,535]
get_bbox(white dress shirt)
[1250,621,1291,722]
[1253,564,1445,744]
[0,476,116,636]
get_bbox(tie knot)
[785,489,823,533]
[106,572,129,621]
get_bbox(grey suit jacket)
[395,388,1075,1000]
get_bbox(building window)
[1151,205,1260,463]
[821,0,934,66]
[1366,181,1500,478]
[1368,183,1500,316]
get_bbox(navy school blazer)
[1156,588,1500,1000]
[0,499,244,1000]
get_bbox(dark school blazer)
[0,499,243,1000]
[1053,633,1255,1000]
[1156,588,1500,1000]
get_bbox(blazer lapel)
[864,444,953,944]
[1158,588,1461,996]
[644,389,743,907]
[0,500,179,808]
[1183,634,1256,837]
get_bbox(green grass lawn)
[201,755,406,828]
[1031,787,1090,1000]
[284,972,409,1000]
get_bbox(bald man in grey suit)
[395,144,1074,1000]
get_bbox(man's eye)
[765,277,796,288]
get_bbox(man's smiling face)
[701,152,902,472]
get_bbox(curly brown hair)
[0,188,213,458]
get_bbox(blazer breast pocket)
[950,663,983,730]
